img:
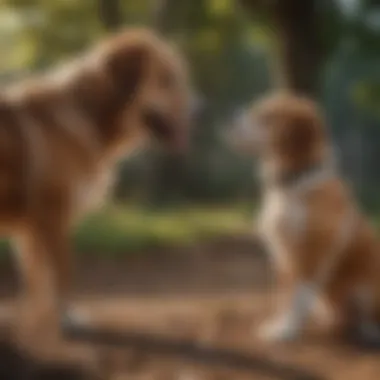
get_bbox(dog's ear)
[105,42,149,104]
[277,115,319,163]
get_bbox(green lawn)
[0,204,254,258]
[1,203,379,258]
[75,203,254,255]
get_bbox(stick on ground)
[63,320,324,380]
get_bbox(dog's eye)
[143,108,172,139]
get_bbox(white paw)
[61,307,90,330]
[256,314,299,343]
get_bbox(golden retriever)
[0,28,193,327]
[229,92,380,344]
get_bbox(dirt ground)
[1,237,380,380]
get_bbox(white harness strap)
[290,145,337,193]
[291,166,335,193]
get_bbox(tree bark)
[145,0,187,207]
[240,0,323,95]
[272,0,322,95]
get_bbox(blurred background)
[1,0,380,254]
[1,1,380,379]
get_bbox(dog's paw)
[60,308,89,332]
[256,314,299,343]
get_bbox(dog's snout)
[222,109,244,145]
[232,107,248,127]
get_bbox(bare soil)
[0,237,379,380]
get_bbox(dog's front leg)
[12,214,74,335]
[258,281,318,342]
[12,231,59,340]
[34,218,88,331]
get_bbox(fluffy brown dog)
[229,92,380,343]
[0,28,193,324]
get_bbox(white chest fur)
[257,189,306,273]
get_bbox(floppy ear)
[105,42,149,105]
[277,116,319,164]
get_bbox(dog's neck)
[67,69,125,142]
[58,60,143,164]
[5,70,132,167]
[259,148,337,192]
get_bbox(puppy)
[0,28,193,325]
[229,92,380,343]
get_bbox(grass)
[1,202,380,258]
[0,203,254,258]
[76,203,380,256]
[75,203,253,256]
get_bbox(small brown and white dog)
[229,92,380,343]
[0,28,194,326]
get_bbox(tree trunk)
[240,0,323,95]
[98,0,123,31]
[272,0,322,95]
[144,0,187,207]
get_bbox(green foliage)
[0,203,252,258]
[1,0,380,205]
[70,203,252,255]
[352,80,380,117]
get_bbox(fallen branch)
[63,321,324,380]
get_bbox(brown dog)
[1,28,193,325]
[229,92,380,343]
